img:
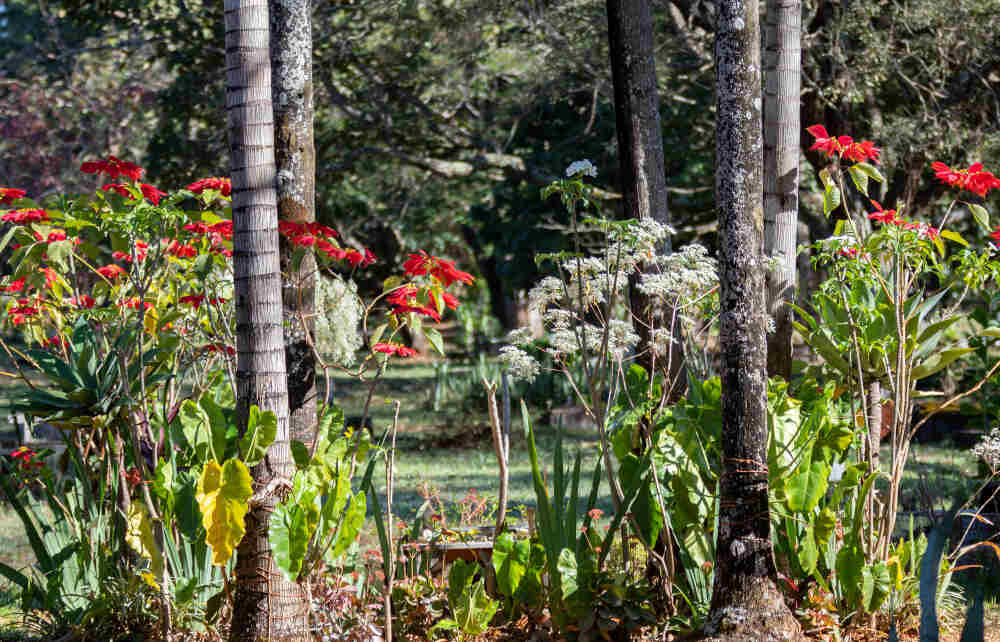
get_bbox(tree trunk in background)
[606,0,686,402]
[704,0,803,638]
[225,1,311,639]
[763,0,801,381]
[270,0,318,448]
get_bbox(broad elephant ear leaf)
[196,459,253,566]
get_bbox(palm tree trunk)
[703,0,803,638]
[269,0,318,450]
[763,0,801,380]
[225,1,310,638]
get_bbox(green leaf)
[836,544,865,607]
[862,562,891,613]
[969,203,991,233]
[814,507,837,547]
[785,457,830,513]
[492,533,528,598]
[196,459,253,566]
[557,548,578,599]
[853,162,885,183]
[239,406,277,467]
[423,327,445,357]
[823,183,841,216]
[45,240,74,272]
[798,523,819,574]
[848,165,870,196]
[269,491,317,582]
[911,347,974,381]
[448,560,499,636]
[290,440,311,470]
[940,229,969,247]
[179,399,215,462]
[330,491,366,560]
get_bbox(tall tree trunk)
[269,0,318,448]
[703,0,803,638]
[763,0,801,380]
[606,0,686,402]
[225,1,310,639]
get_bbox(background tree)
[762,0,801,379]
[703,0,803,637]
[606,0,686,401]
[224,1,310,638]
[269,0,318,447]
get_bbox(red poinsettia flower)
[867,200,897,225]
[46,230,67,243]
[0,187,26,205]
[373,342,418,358]
[81,155,144,181]
[291,233,317,247]
[96,264,127,280]
[68,294,96,309]
[304,222,337,238]
[931,161,1000,197]
[386,285,419,307]
[392,303,442,322]
[140,184,167,205]
[3,278,26,293]
[208,221,233,241]
[403,251,473,286]
[179,294,205,309]
[46,335,67,349]
[187,177,232,197]
[841,139,881,164]
[119,297,152,311]
[39,267,58,289]
[806,125,845,158]
[102,183,132,198]
[2,208,49,223]
[8,300,39,325]
[441,291,460,310]
[165,240,198,258]
[200,343,236,356]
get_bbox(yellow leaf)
[143,305,159,336]
[196,459,253,566]
[140,571,161,591]
[126,502,163,577]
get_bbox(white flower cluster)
[544,315,638,359]
[565,159,598,178]
[505,327,535,346]
[973,426,1000,473]
[313,274,364,366]
[650,327,677,357]
[638,244,718,301]
[498,345,541,383]
[528,276,565,312]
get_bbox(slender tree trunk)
[606,0,686,402]
[763,0,801,380]
[269,0,318,448]
[225,1,310,639]
[702,0,803,638]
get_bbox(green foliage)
[442,559,499,638]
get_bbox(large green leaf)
[329,491,366,560]
[196,459,253,566]
[492,532,528,598]
[785,455,830,513]
[911,348,974,381]
[862,561,891,613]
[238,405,277,467]
[447,559,499,636]
[269,491,318,582]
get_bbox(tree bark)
[225,1,311,639]
[606,0,686,402]
[762,0,801,381]
[703,0,803,638]
[269,0,318,449]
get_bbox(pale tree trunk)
[702,0,803,638]
[269,0,318,448]
[225,1,311,639]
[606,0,686,402]
[763,0,801,380]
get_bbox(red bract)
[2,208,49,223]
[80,155,144,181]
[187,177,232,197]
[201,343,236,356]
[3,278,25,293]
[0,187,26,205]
[96,264,127,280]
[140,184,167,205]
[291,233,317,247]
[441,291,459,310]
[373,342,418,358]
[47,335,67,349]
[179,294,205,309]
[68,294,96,309]
[208,221,232,240]
[386,285,418,307]
[166,240,198,258]
[392,303,441,322]
[39,267,57,289]
[807,125,880,163]
[112,251,133,263]
[119,297,152,311]
[8,300,39,325]
[868,200,897,225]
[931,161,1000,197]
[403,250,473,286]
[102,183,131,198]
[46,230,67,243]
